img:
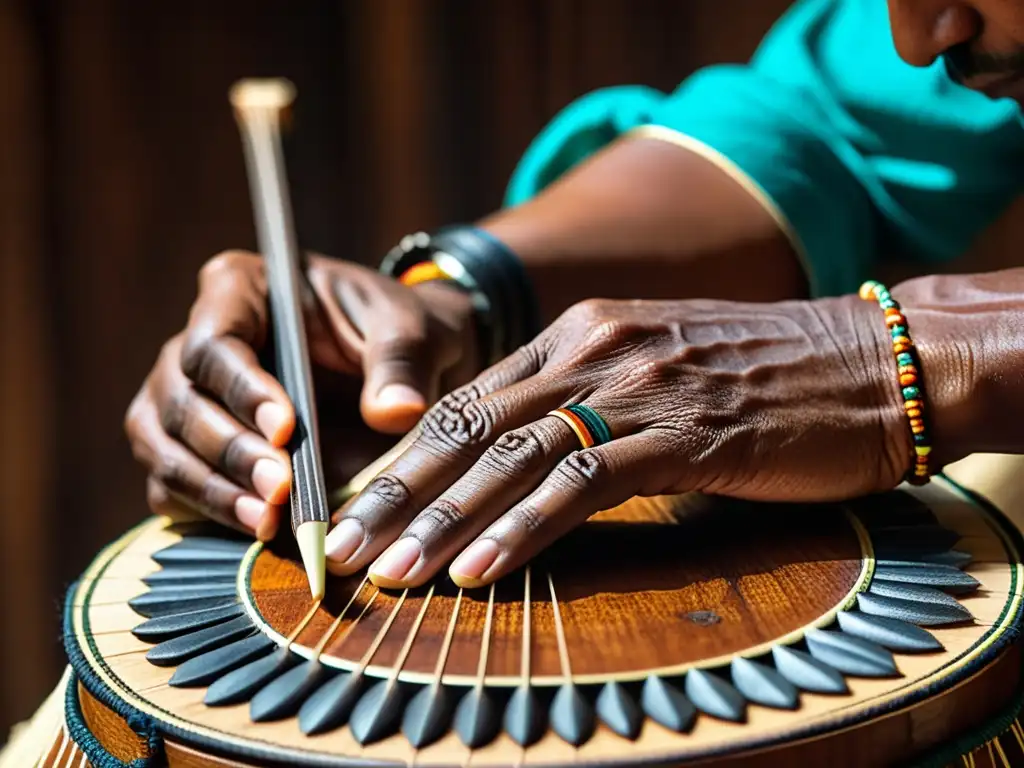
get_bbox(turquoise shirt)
[504,0,1024,297]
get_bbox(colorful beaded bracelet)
[858,280,932,485]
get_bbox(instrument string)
[512,567,533,768]
[102,649,154,660]
[288,597,325,646]
[50,727,69,768]
[33,715,64,768]
[461,584,497,768]
[136,681,173,695]
[383,585,435,691]
[409,589,462,768]
[434,588,463,687]
[353,589,408,670]
[992,734,1012,768]
[547,573,573,681]
[475,584,497,689]
[310,576,370,658]
[325,589,380,660]
[1010,720,1024,753]
[520,567,532,688]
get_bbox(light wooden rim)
[235,510,875,686]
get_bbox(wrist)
[892,271,1024,466]
[378,226,541,365]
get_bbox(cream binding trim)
[627,124,813,282]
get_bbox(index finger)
[181,251,296,445]
[324,346,551,573]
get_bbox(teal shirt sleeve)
[504,0,1024,297]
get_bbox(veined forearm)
[479,136,808,324]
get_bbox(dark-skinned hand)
[325,295,924,589]
[124,251,479,539]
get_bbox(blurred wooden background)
[0,0,799,735]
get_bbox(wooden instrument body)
[20,459,1024,767]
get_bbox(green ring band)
[566,404,613,446]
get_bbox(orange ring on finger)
[547,408,595,449]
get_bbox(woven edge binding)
[62,586,163,768]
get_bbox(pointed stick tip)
[297,521,327,600]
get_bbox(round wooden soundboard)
[68,475,1023,767]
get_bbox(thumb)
[360,325,446,434]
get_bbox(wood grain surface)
[253,495,865,681]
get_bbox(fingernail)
[376,384,426,412]
[325,517,365,564]
[256,506,280,542]
[252,458,289,502]
[369,538,422,585]
[235,495,267,531]
[450,539,500,584]
[255,402,289,443]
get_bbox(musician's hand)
[326,295,931,587]
[124,251,478,537]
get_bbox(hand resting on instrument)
[327,269,1024,589]
[124,250,480,540]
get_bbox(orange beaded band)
[859,280,932,485]
[398,260,451,287]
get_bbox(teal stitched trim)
[62,584,163,768]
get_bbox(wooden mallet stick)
[229,78,327,600]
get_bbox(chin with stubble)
[944,41,1024,103]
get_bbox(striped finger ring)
[547,404,612,449]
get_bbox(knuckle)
[123,395,144,441]
[582,318,641,351]
[361,474,413,511]
[128,436,150,466]
[420,384,495,451]
[153,454,190,493]
[199,250,256,284]
[482,428,547,477]
[504,503,546,535]
[197,475,232,513]
[222,364,259,415]
[630,358,674,391]
[160,388,191,438]
[555,449,609,488]
[563,298,612,327]
[219,432,252,477]
[145,479,170,511]
[157,335,182,366]
[415,499,466,536]
[179,332,218,384]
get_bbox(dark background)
[13,0,1020,738]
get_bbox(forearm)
[478,137,808,324]
[900,268,1024,465]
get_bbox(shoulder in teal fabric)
[504,0,1024,297]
